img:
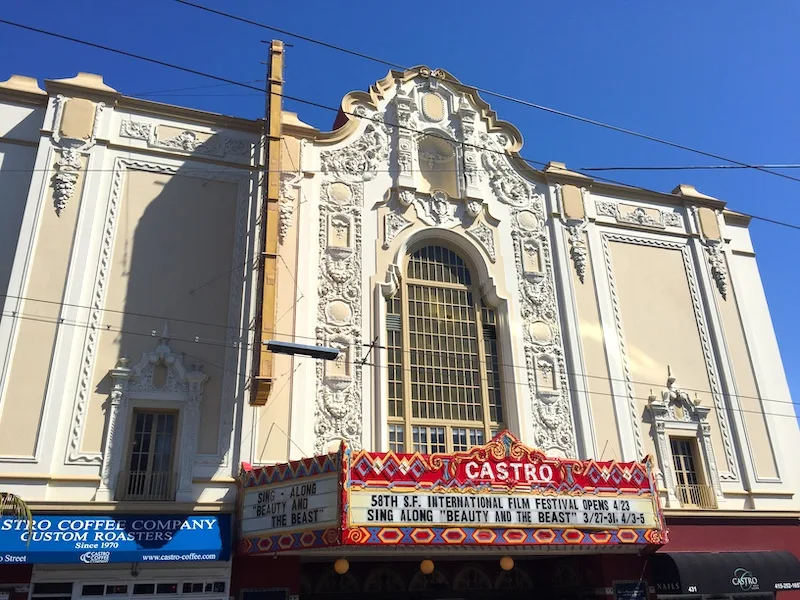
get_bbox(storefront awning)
[652,551,800,595]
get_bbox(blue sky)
[1,1,798,424]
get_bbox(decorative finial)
[693,392,702,406]
[160,322,170,343]
[666,365,677,389]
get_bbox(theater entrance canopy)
[237,431,666,556]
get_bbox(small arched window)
[386,245,504,453]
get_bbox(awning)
[652,551,800,595]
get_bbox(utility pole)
[252,39,284,406]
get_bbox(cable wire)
[2,17,800,231]
[2,309,797,420]
[1,299,797,410]
[172,0,800,185]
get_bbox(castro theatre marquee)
[237,431,666,555]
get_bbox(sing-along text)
[349,491,657,528]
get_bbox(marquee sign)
[238,431,665,555]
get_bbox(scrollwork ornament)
[510,208,576,457]
[705,242,728,299]
[315,177,364,451]
[567,222,588,283]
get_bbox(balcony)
[675,483,717,509]
[116,469,176,501]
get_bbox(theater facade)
[235,43,800,600]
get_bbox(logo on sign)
[732,568,759,591]
[79,551,111,564]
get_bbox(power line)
[2,17,800,232]
[583,164,800,172]
[2,295,797,410]
[130,79,264,97]
[173,0,800,186]
[2,309,797,421]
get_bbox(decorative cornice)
[119,119,252,158]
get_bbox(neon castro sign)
[463,460,554,484]
[732,568,759,591]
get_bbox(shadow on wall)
[0,110,45,310]
[91,137,259,489]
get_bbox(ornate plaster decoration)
[414,190,461,228]
[97,329,208,500]
[279,171,303,246]
[53,148,81,217]
[594,200,618,218]
[646,366,723,502]
[594,200,683,230]
[119,120,152,140]
[118,120,251,158]
[315,177,364,452]
[394,86,418,185]
[383,212,412,250]
[555,185,589,284]
[663,211,683,227]
[506,204,576,452]
[600,232,737,479]
[479,134,530,207]
[567,223,588,283]
[67,158,249,469]
[50,95,105,217]
[319,110,391,182]
[704,242,728,299]
[620,206,662,227]
[457,94,480,192]
[466,221,497,263]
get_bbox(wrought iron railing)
[676,483,717,509]
[116,469,176,501]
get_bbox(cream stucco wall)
[0,73,259,509]
[84,169,239,456]
[0,152,88,457]
[606,239,728,471]
[570,231,620,461]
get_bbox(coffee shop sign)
[1,517,218,543]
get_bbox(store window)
[118,410,177,501]
[74,581,226,600]
[31,582,73,600]
[386,245,504,453]
[670,437,714,509]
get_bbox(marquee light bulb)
[334,558,349,575]
[420,559,435,575]
[500,556,514,571]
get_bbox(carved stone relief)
[556,185,589,284]
[51,95,105,217]
[383,212,412,250]
[646,366,723,503]
[469,131,577,456]
[96,329,208,501]
[466,221,496,263]
[600,232,737,479]
[315,113,389,451]
[691,208,728,299]
[119,120,251,158]
[594,200,683,229]
[279,171,302,246]
[319,110,391,182]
